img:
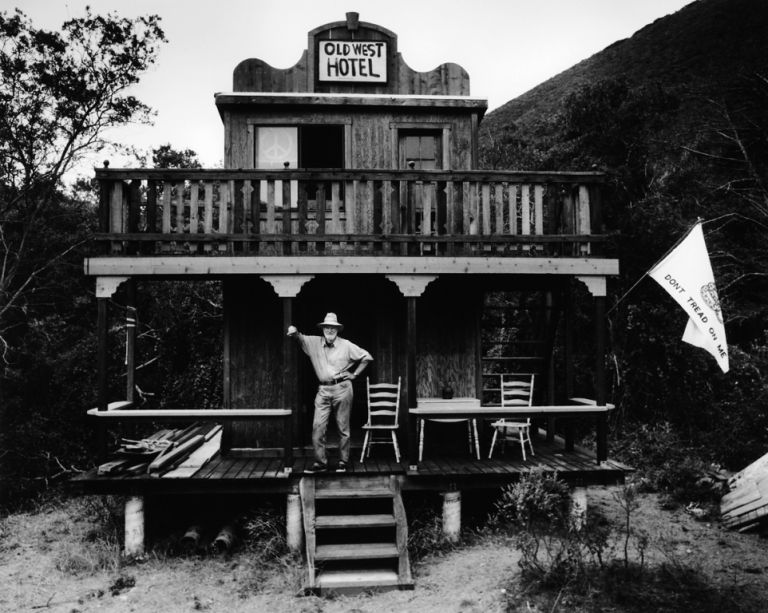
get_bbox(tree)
[0,8,166,357]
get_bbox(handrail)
[87,407,292,419]
[94,167,608,258]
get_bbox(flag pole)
[606,218,703,317]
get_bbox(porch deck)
[70,439,631,496]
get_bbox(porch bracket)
[575,275,606,297]
[262,274,314,297]
[385,274,438,297]
[95,276,128,298]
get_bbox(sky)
[5,0,694,174]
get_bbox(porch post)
[125,279,136,403]
[262,275,314,471]
[563,284,575,450]
[282,296,296,468]
[124,495,145,557]
[97,297,108,461]
[595,294,608,463]
[406,297,417,467]
[385,275,437,469]
[577,276,608,464]
[95,276,127,462]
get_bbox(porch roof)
[84,255,619,278]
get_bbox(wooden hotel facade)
[73,13,628,591]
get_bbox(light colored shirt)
[296,333,373,381]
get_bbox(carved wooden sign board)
[318,40,388,83]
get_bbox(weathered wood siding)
[232,18,470,96]
[225,275,480,450]
[221,109,475,170]
[224,278,286,448]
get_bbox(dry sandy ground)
[2,487,768,613]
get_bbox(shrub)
[489,471,572,532]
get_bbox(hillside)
[481,0,768,137]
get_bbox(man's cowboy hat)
[317,312,344,330]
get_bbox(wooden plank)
[162,431,222,478]
[315,543,399,561]
[534,185,544,235]
[299,477,316,588]
[315,514,396,529]
[481,183,491,235]
[494,183,504,238]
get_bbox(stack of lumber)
[721,451,768,531]
[97,423,221,477]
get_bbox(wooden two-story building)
[74,13,627,592]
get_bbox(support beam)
[124,496,145,557]
[442,490,461,543]
[97,297,108,461]
[406,297,418,468]
[385,274,437,298]
[286,490,303,552]
[595,295,608,463]
[570,486,588,531]
[282,297,296,468]
[262,274,314,298]
[95,276,128,298]
[125,280,136,403]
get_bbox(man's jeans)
[312,380,353,465]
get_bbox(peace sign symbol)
[260,130,295,164]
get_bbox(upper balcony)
[94,168,608,259]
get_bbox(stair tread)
[316,514,396,528]
[316,569,400,588]
[315,488,393,499]
[315,542,399,560]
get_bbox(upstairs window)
[399,130,442,169]
[254,125,344,169]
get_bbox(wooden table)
[413,398,482,462]
[408,400,616,467]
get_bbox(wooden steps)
[299,474,413,594]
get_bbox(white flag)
[648,222,729,373]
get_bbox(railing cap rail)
[94,167,606,183]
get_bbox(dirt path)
[2,487,768,613]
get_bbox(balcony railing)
[95,168,607,257]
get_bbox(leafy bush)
[489,471,572,532]
[615,422,725,504]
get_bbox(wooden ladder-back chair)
[488,373,535,461]
[360,377,402,463]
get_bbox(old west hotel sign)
[318,40,387,83]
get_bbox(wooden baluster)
[381,180,392,255]
[266,180,276,234]
[508,183,518,239]
[127,180,141,255]
[445,181,455,255]
[160,182,171,253]
[218,181,229,252]
[316,183,326,253]
[521,184,531,253]
[332,181,344,253]
[462,181,471,255]
[175,181,185,238]
[282,179,292,255]
[481,183,491,253]
[578,185,591,255]
[534,184,544,254]
[109,181,125,254]
[233,179,244,255]
[248,179,260,255]
[398,179,408,254]
[203,182,214,253]
[189,181,199,254]
[494,183,504,254]
[297,180,308,253]
[365,179,375,252]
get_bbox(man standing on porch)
[287,313,373,473]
